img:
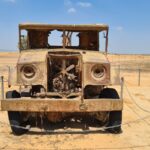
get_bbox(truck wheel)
[6,90,29,135]
[99,88,122,134]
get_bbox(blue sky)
[0,0,150,54]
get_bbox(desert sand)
[0,52,150,150]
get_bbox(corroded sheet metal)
[18,50,48,64]
[1,99,123,112]
[81,51,110,86]
[83,63,110,86]
[82,51,109,63]
[19,24,109,31]
[16,49,110,87]
[18,49,108,64]
[17,50,48,86]
[17,62,47,86]
[47,49,109,63]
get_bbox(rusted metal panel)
[83,63,110,86]
[19,24,109,31]
[17,62,47,86]
[28,31,49,49]
[82,51,108,63]
[16,50,48,87]
[18,50,47,64]
[13,48,111,93]
[79,31,99,50]
[1,99,123,112]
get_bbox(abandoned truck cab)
[1,24,123,135]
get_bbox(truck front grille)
[48,52,82,98]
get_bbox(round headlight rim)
[21,65,37,80]
[91,64,106,80]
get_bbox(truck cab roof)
[19,23,109,32]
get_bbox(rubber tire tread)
[99,88,122,134]
[6,90,28,135]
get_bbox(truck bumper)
[0,98,123,112]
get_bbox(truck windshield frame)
[19,24,109,53]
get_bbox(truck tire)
[6,90,29,135]
[99,88,122,134]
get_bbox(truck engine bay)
[48,52,82,98]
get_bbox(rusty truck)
[0,24,123,135]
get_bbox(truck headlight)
[21,65,36,80]
[91,65,105,79]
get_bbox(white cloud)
[68,7,76,13]
[64,0,72,6]
[77,2,92,8]
[116,26,123,31]
[4,0,16,3]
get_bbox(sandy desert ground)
[0,52,150,150]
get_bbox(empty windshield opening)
[99,31,107,52]
[48,30,79,47]
[71,32,79,46]
[20,30,28,50]
[19,29,108,52]
[49,30,62,46]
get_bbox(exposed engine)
[48,52,82,96]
